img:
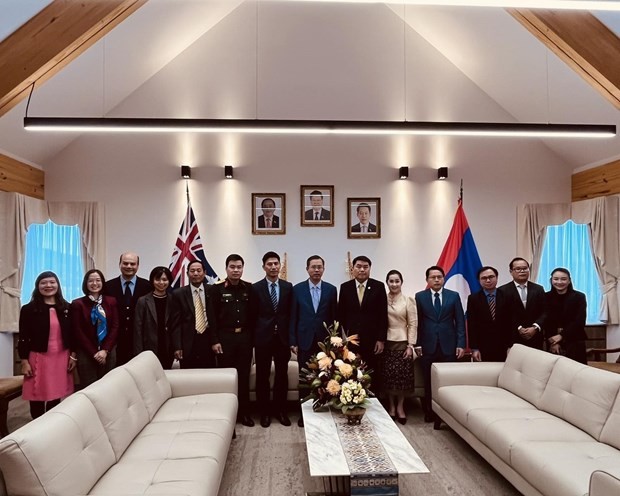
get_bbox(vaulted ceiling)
[0,0,619,172]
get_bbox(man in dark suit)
[290,255,337,426]
[337,255,387,379]
[415,266,465,423]
[251,251,293,428]
[170,259,215,369]
[304,190,331,221]
[257,197,280,229]
[103,252,151,366]
[498,257,546,350]
[467,266,509,362]
[350,203,377,233]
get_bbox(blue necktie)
[270,283,278,311]
[434,292,441,316]
[311,286,320,312]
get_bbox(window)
[536,220,602,324]
[21,221,84,304]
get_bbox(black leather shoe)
[276,413,291,426]
[260,415,271,428]
[240,415,254,427]
[297,417,304,427]
[398,416,407,425]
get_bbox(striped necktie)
[194,288,207,334]
[488,293,496,320]
[270,282,278,311]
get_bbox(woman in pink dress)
[18,271,76,419]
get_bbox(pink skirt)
[22,308,74,402]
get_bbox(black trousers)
[181,331,215,369]
[421,343,456,412]
[218,330,253,416]
[255,333,291,415]
[29,398,60,419]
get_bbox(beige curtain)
[518,195,620,324]
[0,192,105,333]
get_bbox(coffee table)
[302,398,428,495]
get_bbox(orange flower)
[347,334,360,346]
[318,356,333,370]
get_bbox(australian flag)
[436,198,483,310]
[169,200,218,288]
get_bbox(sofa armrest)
[164,368,238,397]
[590,470,620,496]
[432,362,503,398]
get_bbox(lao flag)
[436,199,482,310]
[169,201,219,288]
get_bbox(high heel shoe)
[397,416,407,425]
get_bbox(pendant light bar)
[289,1,620,11]
[23,117,615,138]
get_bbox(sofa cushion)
[0,394,115,496]
[511,441,620,496]
[153,393,237,425]
[436,385,536,428]
[89,458,222,496]
[122,351,172,420]
[539,357,620,441]
[600,384,620,450]
[79,367,150,460]
[498,344,560,408]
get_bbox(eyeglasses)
[480,275,497,280]
[511,267,530,272]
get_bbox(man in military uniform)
[208,254,254,427]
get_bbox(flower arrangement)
[300,321,372,413]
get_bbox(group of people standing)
[18,251,587,429]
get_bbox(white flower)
[334,359,344,367]
[357,369,363,379]
[316,352,326,359]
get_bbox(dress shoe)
[275,413,291,426]
[239,415,254,427]
[397,416,407,425]
[298,417,304,427]
[424,412,434,423]
[260,415,271,428]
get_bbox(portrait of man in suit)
[250,251,293,428]
[348,199,381,238]
[337,255,387,379]
[253,194,286,234]
[103,252,152,366]
[415,266,465,423]
[290,255,337,426]
[302,188,332,225]
[467,266,509,362]
[498,257,546,350]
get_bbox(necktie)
[311,286,320,312]
[518,285,527,307]
[357,284,365,305]
[488,293,496,320]
[194,288,207,334]
[123,281,132,306]
[270,283,278,311]
[434,292,441,315]
[315,212,319,221]
[266,218,272,228]
[361,225,367,233]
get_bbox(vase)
[342,407,365,425]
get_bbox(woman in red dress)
[18,271,76,419]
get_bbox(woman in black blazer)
[134,266,175,369]
[71,269,119,387]
[18,271,76,419]
[545,267,588,364]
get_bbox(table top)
[302,398,429,477]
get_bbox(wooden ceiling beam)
[0,153,44,199]
[509,9,620,110]
[0,0,147,118]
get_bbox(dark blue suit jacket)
[415,288,465,355]
[289,280,337,351]
[250,278,293,347]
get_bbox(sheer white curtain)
[0,192,105,332]
[518,195,620,324]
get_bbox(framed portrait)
[300,185,334,227]
[252,193,286,235]
[347,197,381,239]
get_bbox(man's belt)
[222,327,244,333]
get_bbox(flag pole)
[459,179,463,204]
[186,180,190,205]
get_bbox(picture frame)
[347,197,381,239]
[300,185,334,227]
[252,193,286,235]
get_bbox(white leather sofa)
[0,351,238,496]
[432,344,620,496]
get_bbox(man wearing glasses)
[467,266,509,362]
[498,258,546,350]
